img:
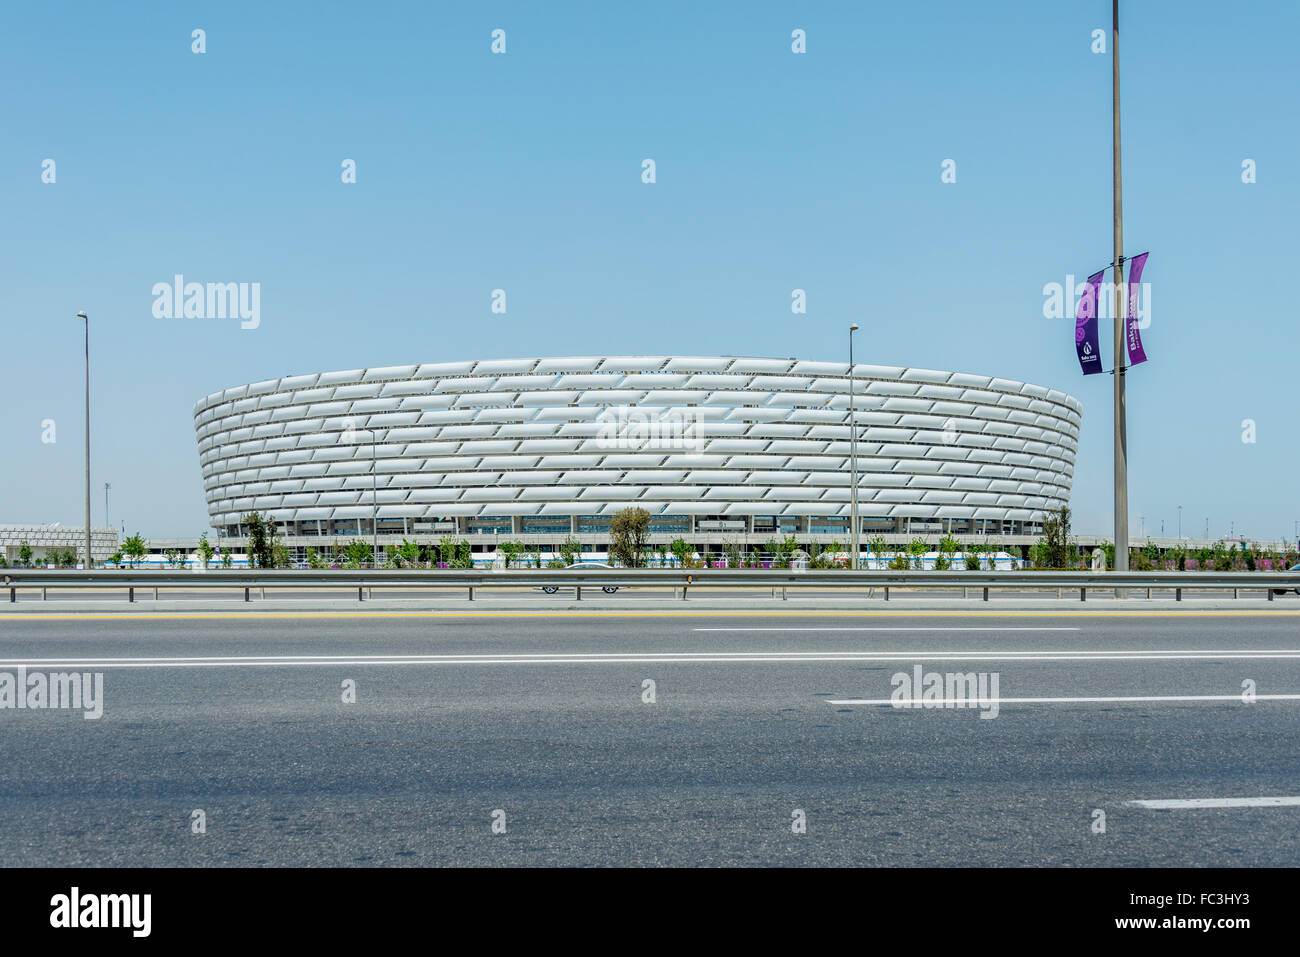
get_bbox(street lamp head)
[75,311,87,320]
[849,323,859,332]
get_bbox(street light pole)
[76,312,91,569]
[104,483,111,530]
[1178,505,1182,539]
[848,323,860,570]
[1110,0,1130,572]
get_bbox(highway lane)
[1,610,1298,866]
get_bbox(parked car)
[1273,562,1300,596]
[537,562,619,594]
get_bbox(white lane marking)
[1127,797,1300,809]
[828,693,1300,705]
[3,649,1300,669]
[695,627,1081,632]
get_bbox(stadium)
[192,356,1081,562]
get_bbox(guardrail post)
[1233,588,1238,600]
[468,585,474,601]
[244,586,250,602]
[982,586,989,602]
[883,585,889,601]
[1175,587,1182,602]
[128,587,133,603]
[1268,589,1274,602]
[1080,587,1086,602]
[358,586,364,601]
[9,587,15,603]
[575,585,582,601]
[42,587,46,601]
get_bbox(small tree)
[559,535,582,567]
[499,540,524,569]
[164,548,179,568]
[963,541,982,570]
[936,534,959,570]
[307,547,325,569]
[243,512,275,569]
[610,507,651,568]
[341,539,373,569]
[197,532,215,569]
[123,533,147,569]
[778,534,800,569]
[1036,506,1074,569]
[865,535,888,569]
[18,541,32,568]
[906,538,929,569]
[393,538,421,568]
[669,536,693,569]
[220,550,233,569]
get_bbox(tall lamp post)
[1110,0,1130,572]
[76,312,91,569]
[848,323,860,570]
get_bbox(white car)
[538,562,619,594]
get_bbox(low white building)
[0,524,119,565]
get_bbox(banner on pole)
[1075,269,1105,375]
[1125,251,1149,365]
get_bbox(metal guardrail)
[2,569,1298,603]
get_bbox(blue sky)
[2,1,1296,541]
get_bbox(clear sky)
[2,1,1296,542]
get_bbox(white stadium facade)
[193,356,1081,560]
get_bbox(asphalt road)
[1,608,1298,866]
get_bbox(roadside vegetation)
[53,506,1294,574]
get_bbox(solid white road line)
[695,627,1081,632]
[1126,797,1300,809]
[828,693,1300,705]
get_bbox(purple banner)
[1125,251,1149,366]
[1075,269,1105,375]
